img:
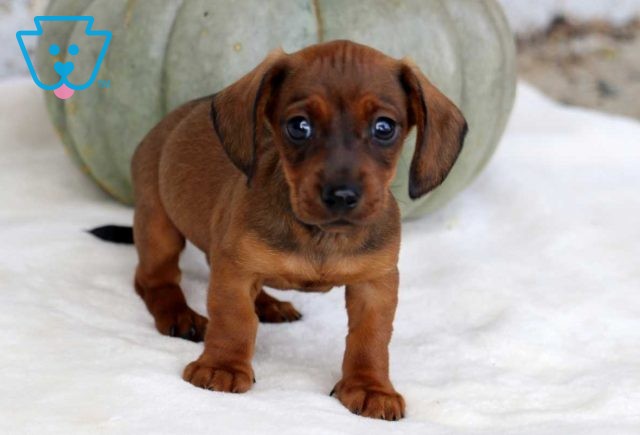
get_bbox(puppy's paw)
[331,379,405,421]
[255,299,302,323]
[183,360,253,393]
[154,305,208,342]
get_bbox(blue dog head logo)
[16,16,111,99]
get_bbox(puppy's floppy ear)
[400,60,468,199]
[210,49,288,183]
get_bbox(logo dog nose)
[54,61,74,77]
[321,184,361,212]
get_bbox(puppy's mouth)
[293,212,358,233]
[317,218,356,232]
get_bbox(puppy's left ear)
[211,49,289,184]
[400,60,468,199]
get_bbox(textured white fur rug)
[1,78,639,434]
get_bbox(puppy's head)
[212,41,467,231]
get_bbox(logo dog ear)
[210,49,289,184]
[400,60,468,199]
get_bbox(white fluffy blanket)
[1,78,639,434]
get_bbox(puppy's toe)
[183,360,253,393]
[256,299,302,323]
[155,305,208,342]
[332,380,405,421]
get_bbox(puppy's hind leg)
[133,200,207,342]
[255,289,302,323]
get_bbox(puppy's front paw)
[183,359,253,393]
[331,379,405,421]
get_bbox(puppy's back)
[132,96,246,252]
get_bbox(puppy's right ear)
[210,49,289,183]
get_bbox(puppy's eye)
[286,117,313,142]
[372,117,397,144]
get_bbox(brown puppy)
[131,40,467,420]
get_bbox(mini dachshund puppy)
[117,40,466,420]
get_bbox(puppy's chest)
[241,227,398,289]
[253,243,396,291]
[263,255,361,291]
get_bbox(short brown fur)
[131,40,467,420]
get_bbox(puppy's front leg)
[332,268,405,420]
[183,259,258,393]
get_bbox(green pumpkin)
[37,0,516,219]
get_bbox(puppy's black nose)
[321,184,361,212]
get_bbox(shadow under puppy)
[92,40,467,420]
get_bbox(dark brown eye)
[372,117,397,144]
[286,116,312,142]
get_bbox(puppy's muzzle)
[321,183,361,214]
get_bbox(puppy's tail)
[88,225,134,245]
